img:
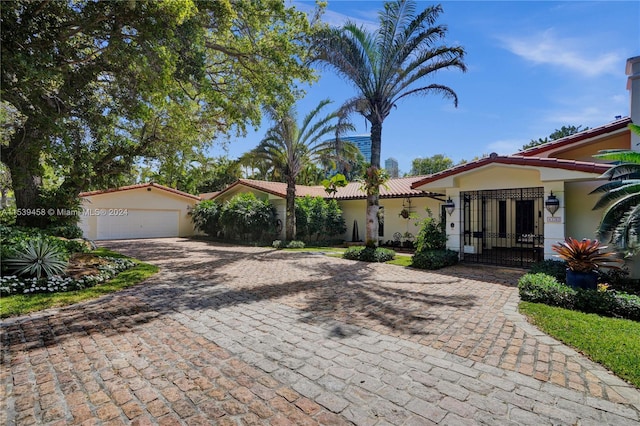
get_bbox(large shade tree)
[252,99,354,240]
[1,0,318,226]
[315,0,466,244]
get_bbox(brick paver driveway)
[2,238,639,425]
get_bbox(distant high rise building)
[340,135,372,164]
[385,157,399,178]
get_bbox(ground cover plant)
[519,302,640,388]
[0,248,158,318]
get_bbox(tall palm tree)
[253,99,354,240]
[315,0,466,244]
[591,124,640,258]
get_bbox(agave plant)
[6,238,68,279]
[552,237,622,273]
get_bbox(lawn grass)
[0,249,158,318]
[519,301,640,388]
[281,247,344,253]
[386,255,413,267]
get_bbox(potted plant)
[552,237,622,290]
[399,208,410,219]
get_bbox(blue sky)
[211,1,639,176]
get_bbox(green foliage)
[599,269,640,296]
[2,0,321,224]
[591,141,640,259]
[518,273,640,321]
[1,225,88,276]
[529,259,567,284]
[0,208,16,226]
[190,200,222,237]
[518,273,576,308]
[408,154,454,176]
[321,173,348,196]
[6,239,68,279]
[521,125,589,150]
[218,193,276,242]
[272,240,283,249]
[343,246,396,263]
[315,0,465,243]
[519,302,640,388]
[295,196,346,242]
[286,240,306,249]
[411,250,459,270]
[251,99,354,240]
[414,209,447,252]
[45,224,83,239]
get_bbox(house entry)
[461,187,544,267]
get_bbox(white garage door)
[96,210,180,240]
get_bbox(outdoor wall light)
[444,198,455,216]
[545,192,560,216]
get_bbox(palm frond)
[598,163,640,180]
[592,183,640,210]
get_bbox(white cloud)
[500,29,622,78]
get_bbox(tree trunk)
[1,128,46,227]
[365,120,383,246]
[285,176,296,241]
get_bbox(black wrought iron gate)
[461,187,544,267]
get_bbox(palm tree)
[591,124,640,258]
[315,0,466,245]
[253,99,354,240]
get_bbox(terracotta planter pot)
[566,269,598,290]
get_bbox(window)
[378,207,384,237]
[498,200,506,238]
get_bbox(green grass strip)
[0,249,158,318]
[519,301,640,388]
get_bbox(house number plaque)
[547,217,561,223]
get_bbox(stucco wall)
[80,187,198,239]
[339,197,441,243]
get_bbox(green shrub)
[343,246,395,262]
[219,193,276,241]
[286,240,305,249]
[414,209,446,252]
[411,249,458,270]
[5,239,68,279]
[295,196,346,242]
[0,208,16,226]
[529,259,567,283]
[272,240,283,249]
[599,269,640,296]
[191,200,221,237]
[518,273,640,321]
[44,224,84,239]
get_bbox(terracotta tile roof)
[516,117,631,157]
[198,191,220,200]
[213,176,436,201]
[410,154,612,189]
[79,182,201,201]
[333,176,434,199]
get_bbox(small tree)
[295,196,346,242]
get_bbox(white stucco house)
[410,56,640,276]
[79,182,200,240]
[207,176,444,245]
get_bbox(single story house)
[207,176,445,245]
[411,56,640,276]
[79,182,200,240]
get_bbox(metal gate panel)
[462,187,544,267]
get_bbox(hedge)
[518,273,640,321]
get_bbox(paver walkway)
[2,238,639,425]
